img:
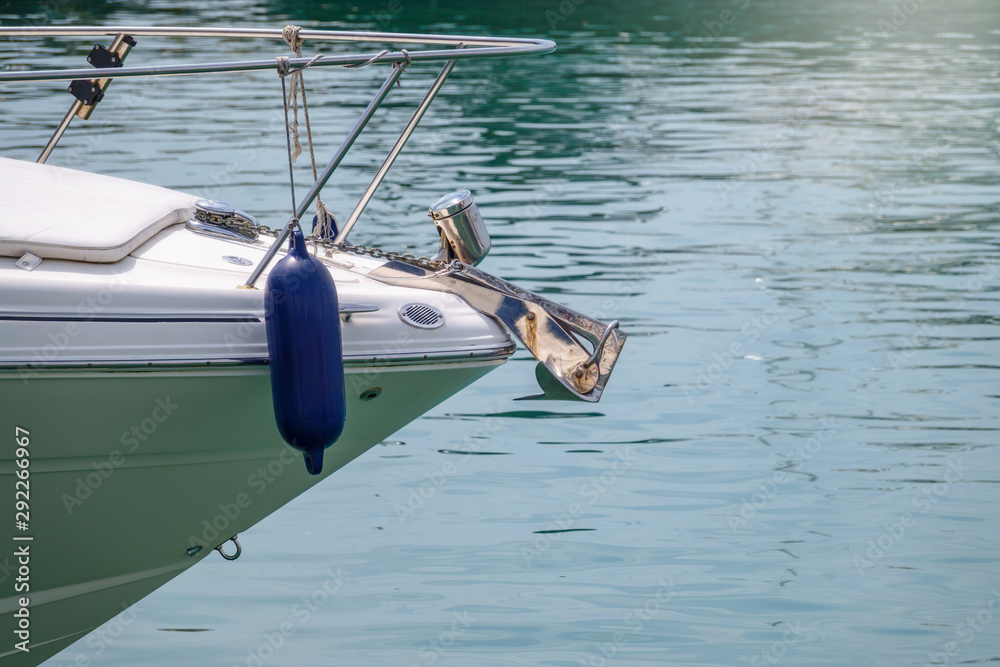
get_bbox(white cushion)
[0,157,198,263]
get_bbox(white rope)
[281,25,305,161]
[346,48,411,88]
[344,49,390,68]
[279,25,336,238]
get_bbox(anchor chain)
[215,215,464,273]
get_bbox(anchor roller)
[265,227,347,474]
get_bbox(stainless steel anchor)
[368,260,627,402]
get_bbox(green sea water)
[1,0,999,664]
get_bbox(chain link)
[219,217,463,273]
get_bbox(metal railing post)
[37,32,131,164]
[334,49,462,244]
[242,62,405,289]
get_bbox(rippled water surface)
[2,0,999,664]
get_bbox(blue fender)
[264,227,346,474]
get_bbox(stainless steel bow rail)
[0,26,553,281]
[0,26,626,401]
[0,26,554,80]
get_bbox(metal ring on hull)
[214,536,241,561]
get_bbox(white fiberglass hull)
[0,144,625,662]
[0,179,515,664]
[0,351,506,666]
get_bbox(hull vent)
[398,303,445,329]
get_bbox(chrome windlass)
[186,199,261,243]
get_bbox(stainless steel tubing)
[0,27,555,83]
[334,53,461,244]
[37,32,129,164]
[243,63,405,289]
